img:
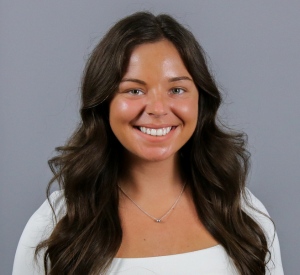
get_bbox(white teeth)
[139,126,173,136]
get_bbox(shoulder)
[242,187,270,215]
[241,187,275,243]
[241,187,275,237]
[19,189,66,243]
[12,190,66,275]
[36,190,66,222]
[241,187,285,275]
[24,190,66,236]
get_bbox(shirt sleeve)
[12,190,65,275]
[243,188,285,275]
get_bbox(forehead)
[123,40,191,79]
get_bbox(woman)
[12,11,284,275]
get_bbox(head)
[109,39,199,164]
[80,11,221,165]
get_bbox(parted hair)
[35,11,274,275]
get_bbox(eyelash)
[127,88,186,95]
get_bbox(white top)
[12,188,284,275]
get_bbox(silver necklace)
[118,181,187,223]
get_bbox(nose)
[145,88,168,117]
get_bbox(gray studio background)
[1,1,299,274]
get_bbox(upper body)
[13,11,285,275]
[12,187,284,275]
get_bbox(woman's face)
[109,39,199,162]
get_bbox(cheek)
[175,98,198,127]
[109,98,140,128]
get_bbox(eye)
[171,87,185,95]
[127,89,144,95]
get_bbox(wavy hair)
[35,11,273,275]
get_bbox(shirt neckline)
[113,244,222,260]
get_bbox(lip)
[133,125,178,143]
[133,124,177,129]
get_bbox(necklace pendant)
[118,182,186,225]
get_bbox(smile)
[137,126,174,136]
[133,126,178,141]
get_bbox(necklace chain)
[118,181,187,223]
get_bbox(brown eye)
[171,88,185,94]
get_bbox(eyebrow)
[120,78,146,85]
[120,76,193,85]
[168,76,193,82]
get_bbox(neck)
[118,150,186,202]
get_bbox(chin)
[136,150,177,162]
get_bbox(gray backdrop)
[1,1,299,274]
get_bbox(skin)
[109,40,218,257]
[109,39,198,195]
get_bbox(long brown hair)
[35,11,274,275]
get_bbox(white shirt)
[12,188,284,275]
